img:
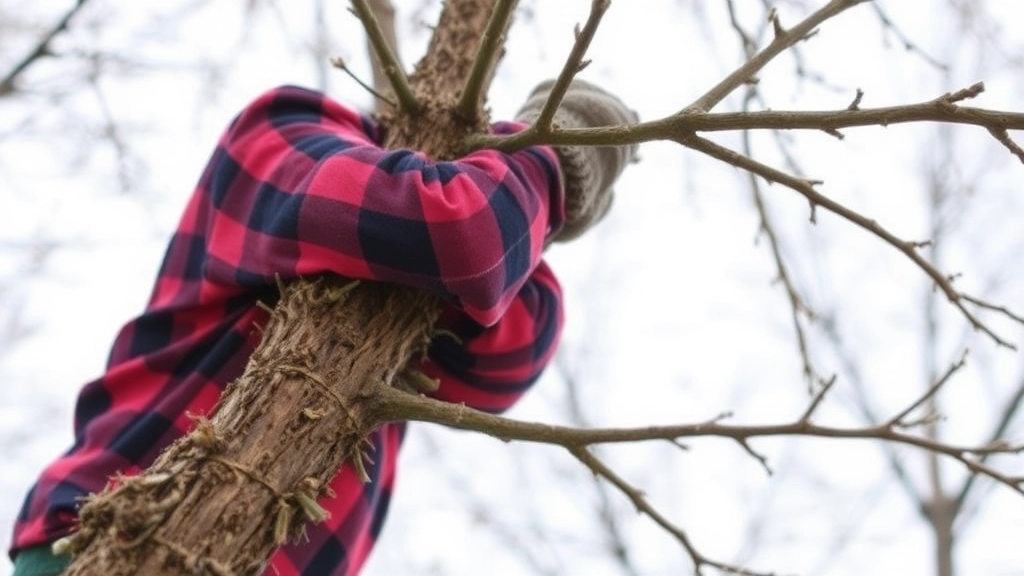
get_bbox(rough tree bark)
[59,1,513,574]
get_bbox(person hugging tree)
[10,79,636,576]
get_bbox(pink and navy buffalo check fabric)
[11,85,567,575]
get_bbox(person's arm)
[421,260,562,413]
[181,85,564,326]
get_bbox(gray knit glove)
[516,79,638,242]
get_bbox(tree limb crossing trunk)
[61,1,511,574]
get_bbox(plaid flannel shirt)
[11,85,566,576]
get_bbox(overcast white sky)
[2,1,1023,575]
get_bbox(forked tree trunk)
[61,1,512,574]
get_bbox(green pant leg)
[11,544,71,576]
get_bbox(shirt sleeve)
[187,85,566,326]
[421,260,563,413]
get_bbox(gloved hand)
[516,79,638,242]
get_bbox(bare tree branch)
[569,446,771,576]
[723,7,825,390]
[738,93,818,387]
[364,0,402,113]
[953,372,1024,516]
[89,76,136,194]
[479,0,611,150]
[559,359,642,576]
[685,0,872,113]
[420,433,564,576]
[870,2,948,71]
[0,0,90,96]
[330,57,397,108]
[455,0,519,122]
[471,0,877,150]
[371,383,1024,497]
[724,0,758,58]
[460,0,1023,346]
[350,0,418,113]
[673,131,1021,349]
[530,0,610,133]
[798,375,837,423]
[819,314,928,505]
[962,294,1024,325]
[471,81,1024,153]
[362,365,1024,575]
[887,350,968,428]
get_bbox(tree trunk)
[923,495,956,576]
[61,1,512,574]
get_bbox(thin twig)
[0,0,90,96]
[427,446,562,576]
[961,295,1024,325]
[735,438,774,477]
[818,317,927,506]
[569,446,771,576]
[798,375,837,423]
[558,358,642,576]
[725,11,823,389]
[330,57,397,108]
[674,132,1018,349]
[90,78,134,193]
[847,88,864,110]
[887,350,969,427]
[685,0,872,113]
[529,0,611,133]
[871,2,948,71]
[350,0,419,113]
[455,0,519,122]
[986,127,1024,165]
[724,0,758,57]
[740,90,818,386]
[940,82,985,104]
[363,0,401,114]
[752,178,818,383]
[953,373,1024,516]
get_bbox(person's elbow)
[435,216,537,326]
[425,168,545,325]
